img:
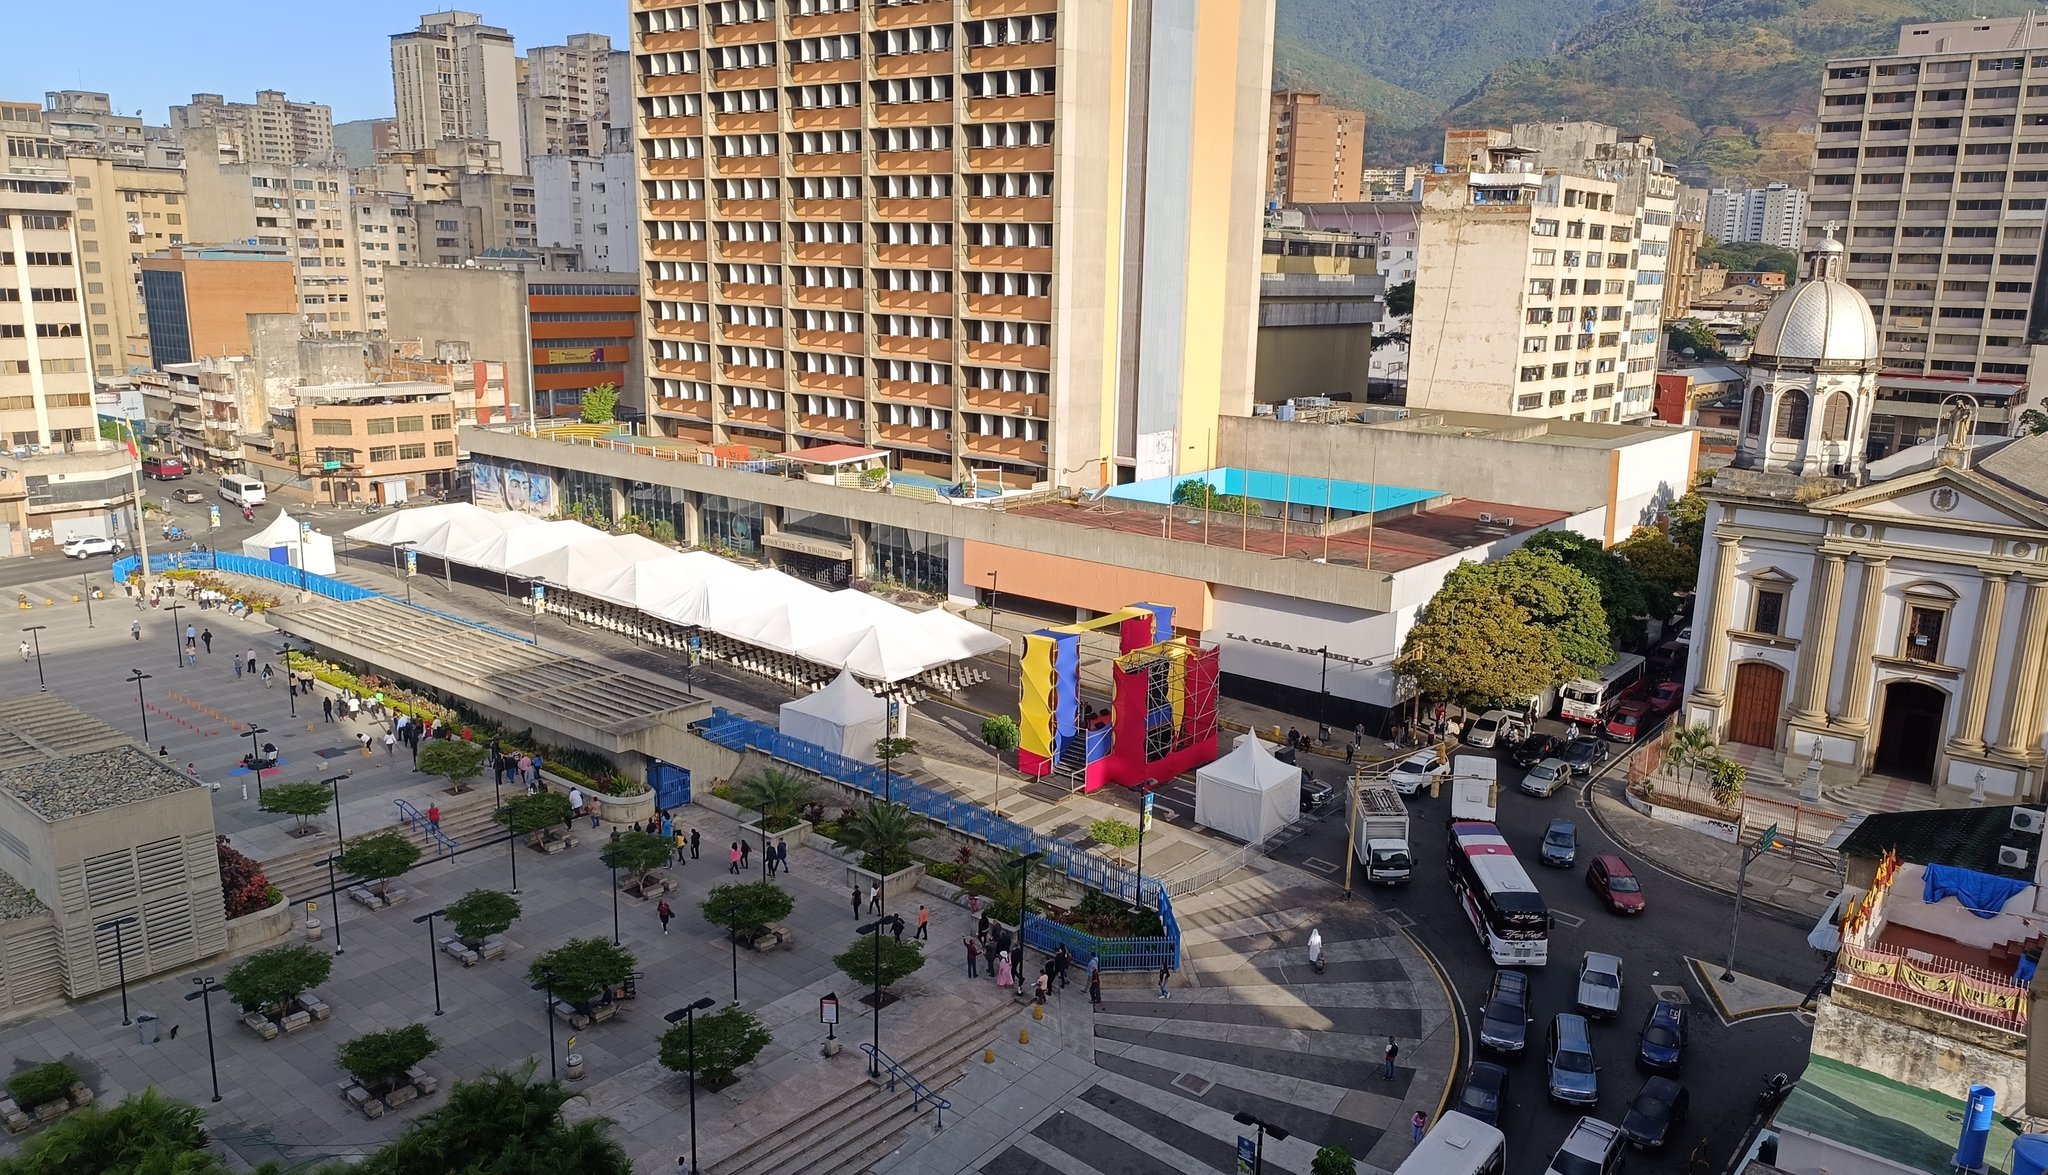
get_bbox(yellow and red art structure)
[1015,603,1220,792]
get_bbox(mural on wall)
[472,459,559,517]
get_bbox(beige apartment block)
[392,11,523,162]
[1811,13,2048,455]
[352,189,417,330]
[171,91,336,166]
[523,33,631,159]
[629,0,1272,489]
[184,158,365,332]
[0,101,96,448]
[1268,90,1366,205]
[65,155,185,374]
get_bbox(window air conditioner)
[2011,808,2045,835]
[1999,845,2032,870]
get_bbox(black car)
[1563,736,1610,778]
[1299,771,1334,811]
[1459,1062,1509,1126]
[1477,969,1533,1055]
[1512,733,1565,768]
[1620,1076,1690,1149]
[1636,1000,1688,1073]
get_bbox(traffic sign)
[1758,823,1779,851]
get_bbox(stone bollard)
[1031,1004,1043,1021]
[306,917,323,943]
[565,1052,584,1080]
[1018,1028,1030,1045]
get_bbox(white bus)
[1558,652,1646,724]
[1392,1110,1506,1175]
[1446,821,1550,966]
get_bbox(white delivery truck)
[1352,781,1412,884]
[1449,754,1499,823]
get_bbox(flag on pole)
[1141,790,1154,835]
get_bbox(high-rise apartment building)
[65,154,185,374]
[1409,122,1676,423]
[170,91,336,166]
[628,0,1273,489]
[532,153,636,272]
[391,11,522,164]
[522,33,632,159]
[352,190,417,330]
[1705,181,1808,248]
[0,101,96,447]
[1812,14,2048,453]
[1267,90,1367,205]
[183,160,364,331]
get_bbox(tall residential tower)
[0,101,95,447]
[391,11,523,163]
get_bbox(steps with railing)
[858,1043,951,1128]
[394,798,459,856]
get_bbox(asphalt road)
[1276,725,1826,1175]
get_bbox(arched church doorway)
[1728,662,1784,748]
[1873,680,1946,782]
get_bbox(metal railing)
[393,798,459,858]
[113,552,377,602]
[695,708,1180,968]
[1837,941,2029,1035]
[858,1043,952,1127]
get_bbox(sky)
[11,1,628,125]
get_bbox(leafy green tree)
[416,740,487,794]
[598,829,674,893]
[1088,818,1140,867]
[339,829,422,898]
[1392,574,1564,711]
[1698,239,1798,277]
[2018,407,2048,437]
[579,382,620,425]
[1665,317,1725,361]
[1312,1146,1358,1175]
[1170,479,1255,515]
[6,1063,78,1109]
[337,1023,439,1093]
[839,800,931,875]
[444,889,521,949]
[875,735,918,774]
[1661,720,1718,790]
[1520,529,1652,644]
[225,945,333,1016]
[980,714,1020,815]
[658,1005,772,1086]
[528,938,636,1008]
[349,1065,630,1175]
[701,881,795,941]
[1384,279,1415,318]
[834,935,927,996]
[1614,525,1696,605]
[257,781,334,835]
[1666,493,1707,558]
[0,1088,252,1175]
[1455,548,1612,674]
[495,790,573,840]
[732,767,815,832]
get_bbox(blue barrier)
[694,708,1181,969]
[114,552,376,601]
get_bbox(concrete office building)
[138,245,298,368]
[183,159,364,331]
[1705,181,1808,249]
[391,11,523,163]
[1267,90,1367,205]
[352,190,417,331]
[522,33,631,160]
[1812,14,2048,454]
[63,151,186,375]
[1289,201,1420,396]
[170,91,336,167]
[1253,225,1383,403]
[0,100,96,448]
[627,0,1274,489]
[532,152,637,272]
[42,91,179,167]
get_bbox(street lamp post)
[856,920,886,1076]
[1007,850,1045,997]
[412,908,447,1016]
[127,669,151,744]
[245,725,269,796]
[280,643,296,719]
[1132,782,1155,911]
[533,969,559,1081]
[322,854,347,956]
[21,625,45,691]
[165,604,184,669]
[664,996,718,1171]
[1315,645,1332,745]
[1232,1112,1289,1175]
[96,915,138,1025]
[80,571,93,628]
[727,918,739,1005]
[183,977,225,1102]
[608,829,621,946]
[391,541,416,605]
[507,809,521,895]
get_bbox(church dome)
[1750,249,1878,365]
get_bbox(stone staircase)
[261,790,510,903]
[700,1012,998,1175]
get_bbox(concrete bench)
[383,1084,418,1108]
[347,886,382,911]
[406,1065,438,1095]
[241,1013,280,1041]
[281,1010,313,1034]
[439,936,480,967]
[752,925,794,952]
[479,935,508,961]
[298,992,332,1020]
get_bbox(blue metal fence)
[113,552,377,601]
[694,708,1180,970]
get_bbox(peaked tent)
[240,511,336,575]
[778,670,888,762]
[407,510,536,566]
[461,519,610,576]
[1192,734,1301,844]
[343,502,520,548]
[503,532,672,591]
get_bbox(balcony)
[793,370,864,397]
[716,198,780,220]
[713,110,778,135]
[964,388,1048,417]
[967,95,1055,123]
[873,102,954,127]
[644,156,705,179]
[967,41,1057,72]
[873,242,953,268]
[1837,941,2028,1036]
[639,30,699,53]
[790,153,861,176]
[874,51,954,80]
[878,0,954,27]
[652,357,714,381]
[873,149,955,174]
[644,116,701,138]
[965,195,1052,221]
[723,403,784,429]
[642,74,703,96]
[720,283,785,307]
[794,328,864,353]
[646,199,704,220]
[967,145,1054,172]
[790,198,861,222]
[872,288,953,314]
[711,65,777,90]
[963,431,1045,462]
[716,239,781,263]
[874,380,952,408]
[872,197,953,221]
[874,424,951,456]
[964,292,1051,321]
[648,238,708,262]
[964,340,1050,369]
[653,397,714,423]
[650,318,713,342]
[793,413,864,442]
[874,334,953,362]
[787,59,860,86]
[718,322,782,347]
[648,280,709,302]
[709,19,775,47]
[790,285,863,311]
[789,106,860,132]
[967,0,1058,17]
[789,241,863,266]
[964,244,1051,272]
[712,155,777,178]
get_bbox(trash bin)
[136,1012,159,1044]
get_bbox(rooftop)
[1103,467,1440,515]
[1774,1056,2019,1175]
[0,693,196,820]
[1837,804,2040,879]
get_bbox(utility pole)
[1723,823,1779,982]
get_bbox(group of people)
[728,836,791,875]
[959,896,1110,1010]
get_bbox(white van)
[219,474,267,508]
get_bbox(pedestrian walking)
[426,804,441,831]
[518,754,533,786]
[657,900,674,935]
[244,651,256,676]
[967,893,980,917]
[677,1154,692,1175]
[568,787,584,822]
[915,904,929,940]
[1034,970,1049,1006]
[200,628,212,653]
[130,620,141,641]
[738,839,751,871]
[1054,943,1070,988]
[850,884,862,921]
[1346,740,1357,766]
[764,845,776,877]
[185,623,195,646]
[689,828,701,859]
[322,696,334,723]
[233,656,243,679]
[673,826,687,865]
[660,812,673,841]
[1157,961,1171,999]
[261,663,274,688]
[1411,1110,1428,1142]
[1382,1037,1399,1079]
[868,882,882,915]
[1089,971,1102,1011]
[965,937,980,977]
[995,949,1013,989]
[775,837,789,873]
[728,842,741,874]
[890,913,904,942]
[383,731,396,757]
[15,639,27,662]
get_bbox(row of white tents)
[344,503,1004,684]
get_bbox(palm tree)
[733,767,816,832]
[837,800,931,875]
[1661,720,1718,792]
[351,1063,630,1175]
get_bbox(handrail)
[393,798,459,857]
[858,1043,951,1127]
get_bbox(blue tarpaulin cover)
[1922,863,2030,920]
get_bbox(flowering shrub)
[217,836,274,918]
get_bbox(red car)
[1587,854,1646,914]
[1605,702,1650,743]
[1646,680,1684,715]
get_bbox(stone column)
[1691,535,1742,704]
[680,491,702,548]
[1948,571,2011,755]
[1831,554,1890,731]
[849,520,871,580]
[1788,551,1847,723]
[1994,575,2048,758]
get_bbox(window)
[398,443,426,461]
[311,418,353,436]
[1751,589,1786,637]
[368,446,399,463]
[431,414,452,430]
[396,416,425,432]
[434,441,455,457]
[1903,603,1946,663]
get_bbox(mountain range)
[1274,0,2039,183]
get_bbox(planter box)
[741,818,811,855]
[848,861,925,894]
[225,892,293,954]
[538,770,653,825]
[1627,787,1740,843]
[339,1069,439,1119]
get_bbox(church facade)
[1682,235,2048,804]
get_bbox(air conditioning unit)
[1999,845,2032,870]
[1497,516,1515,528]
[2012,808,2045,835]
[1477,512,1495,524]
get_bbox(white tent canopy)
[343,502,518,549]
[407,510,538,565]
[504,533,674,593]
[1193,735,1301,844]
[241,511,336,575]
[462,519,611,577]
[579,551,746,615]
[778,670,888,762]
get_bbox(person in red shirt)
[426,804,441,831]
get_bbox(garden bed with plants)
[157,569,284,615]
[1,1063,91,1133]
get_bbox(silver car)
[1521,757,1570,797]
[1577,951,1624,1019]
